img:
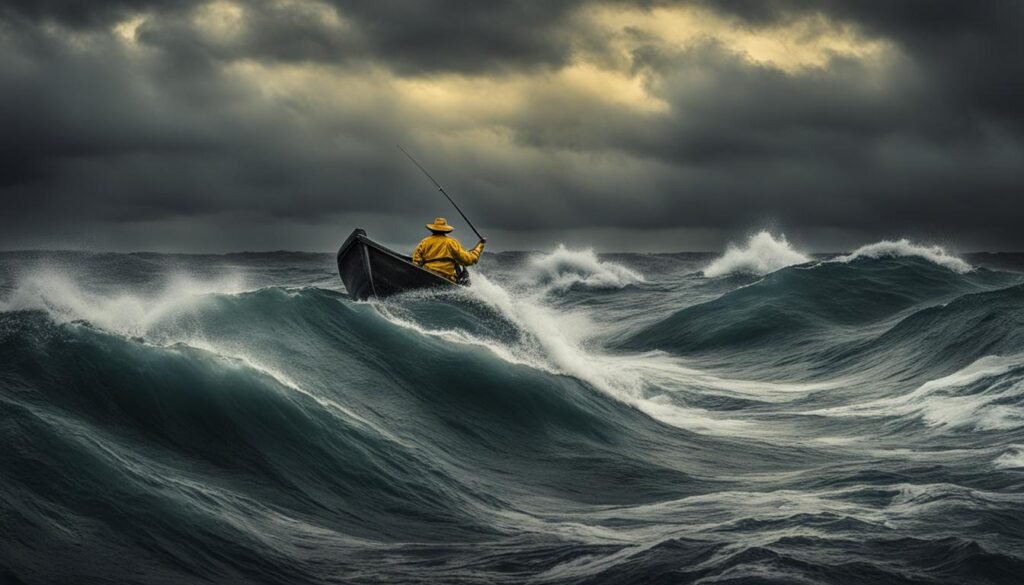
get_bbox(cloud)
[0,0,1022,251]
[687,0,1024,126]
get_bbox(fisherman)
[412,217,486,283]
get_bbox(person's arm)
[451,238,485,266]
[412,241,424,265]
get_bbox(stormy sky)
[1,0,1022,252]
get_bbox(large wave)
[0,269,250,338]
[520,244,644,291]
[377,272,766,436]
[630,257,977,353]
[703,231,810,277]
[0,283,713,516]
[624,247,1022,385]
[834,239,973,274]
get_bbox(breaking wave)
[703,231,810,277]
[522,244,644,291]
[0,269,250,338]
[834,238,973,273]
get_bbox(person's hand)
[478,237,487,244]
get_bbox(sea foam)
[0,269,249,338]
[523,245,644,291]
[834,239,972,273]
[809,355,1024,431]
[704,231,810,277]
[995,446,1024,469]
[376,272,763,437]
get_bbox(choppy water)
[2,234,1024,584]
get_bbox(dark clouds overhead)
[1,0,1022,251]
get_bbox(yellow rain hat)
[426,217,454,232]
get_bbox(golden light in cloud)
[380,5,890,127]
[392,50,679,120]
[226,61,405,123]
[113,14,147,44]
[584,4,891,72]
[394,75,528,123]
[178,0,896,152]
[194,1,246,41]
[227,60,524,134]
[221,62,661,132]
[558,63,668,113]
[394,64,668,121]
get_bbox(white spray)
[0,269,249,338]
[376,247,767,436]
[833,239,972,273]
[704,231,810,277]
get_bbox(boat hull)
[337,229,457,300]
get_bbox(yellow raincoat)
[412,234,484,282]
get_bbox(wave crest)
[0,270,249,338]
[834,239,972,273]
[524,245,643,291]
[704,231,810,277]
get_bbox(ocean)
[2,234,1023,584]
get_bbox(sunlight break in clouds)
[583,4,892,73]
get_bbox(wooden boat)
[337,228,461,300]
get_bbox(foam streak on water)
[807,354,1024,431]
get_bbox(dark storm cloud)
[493,39,1023,236]
[30,0,590,74]
[0,0,184,27]
[326,0,584,74]
[691,0,1024,125]
[1,0,1023,251]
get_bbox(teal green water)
[1,246,1023,584]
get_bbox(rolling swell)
[859,283,1024,369]
[0,309,499,540]
[0,283,731,583]
[624,255,1020,369]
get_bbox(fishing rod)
[397,144,484,242]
